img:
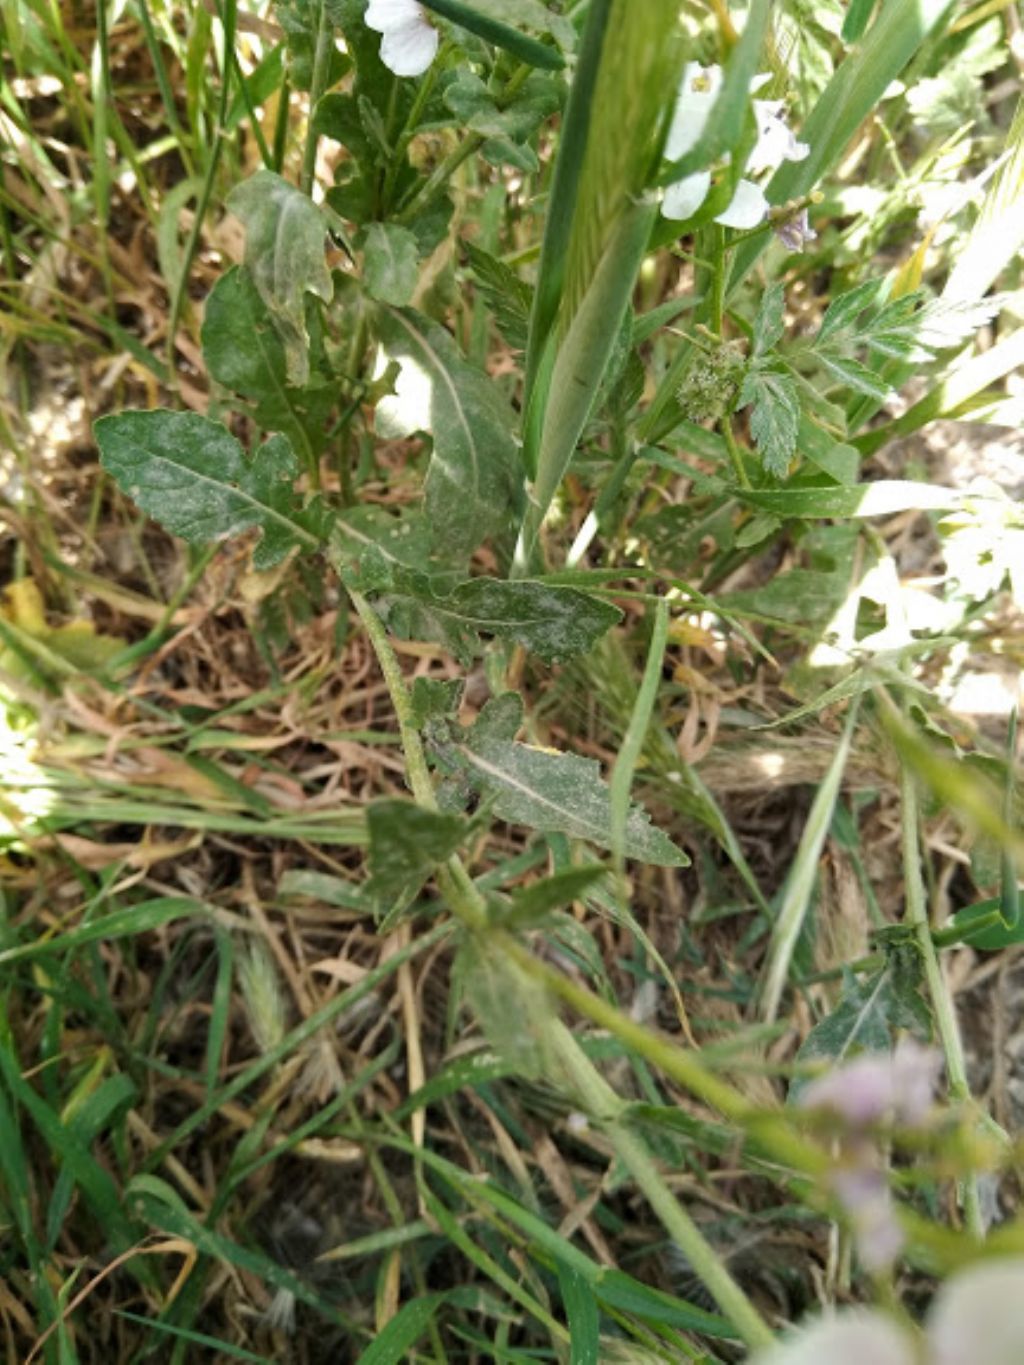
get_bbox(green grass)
[1,0,1023,1360]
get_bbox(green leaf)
[201,265,332,460]
[95,411,325,568]
[793,950,930,1097]
[505,865,609,927]
[753,281,786,358]
[464,240,533,350]
[354,1295,445,1364]
[818,352,892,402]
[375,307,519,558]
[422,0,565,69]
[366,799,468,902]
[449,735,688,866]
[817,278,888,346]
[226,170,333,386]
[409,677,464,729]
[841,0,878,42]
[947,897,1024,951]
[559,1266,600,1365]
[457,934,557,1077]
[443,69,563,141]
[739,367,800,478]
[330,507,442,587]
[276,0,348,89]
[362,222,420,306]
[380,574,622,666]
[738,480,963,520]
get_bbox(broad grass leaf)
[379,575,622,665]
[558,1266,600,1365]
[452,736,688,867]
[201,265,332,459]
[738,481,962,520]
[375,307,519,558]
[422,0,565,69]
[362,223,419,306]
[353,1295,445,1364]
[227,170,333,386]
[95,411,325,568]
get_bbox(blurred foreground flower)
[662,65,809,228]
[752,1259,1024,1365]
[798,1040,942,1271]
[799,1039,942,1129]
[365,0,438,76]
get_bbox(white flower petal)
[661,170,712,221]
[750,1312,913,1365]
[665,63,722,160]
[715,178,768,229]
[379,15,438,76]
[749,99,810,175]
[928,1260,1024,1365]
[364,0,424,33]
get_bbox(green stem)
[396,64,532,224]
[381,59,442,214]
[545,1018,774,1351]
[300,0,335,197]
[396,134,483,224]
[899,755,984,1238]
[167,0,237,388]
[720,415,752,489]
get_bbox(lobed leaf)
[95,410,326,568]
[739,367,800,478]
[379,573,623,666]
[449,735,688,866]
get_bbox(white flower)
[365,0,438,77]
[752,1259,1024,1365]
[662,64,809,229]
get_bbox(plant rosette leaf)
[444,733,688,867]
[226,170,333,387]
[95,411,327,569]
[374,307,520,557]
[376,573,623,666]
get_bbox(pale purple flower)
[364,0,438,77]
[832,1166,904,1273]
[775,209,817,252]
[752,1259,1024,1365]
[799,1040,942,1129]
[662,66,809,228]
